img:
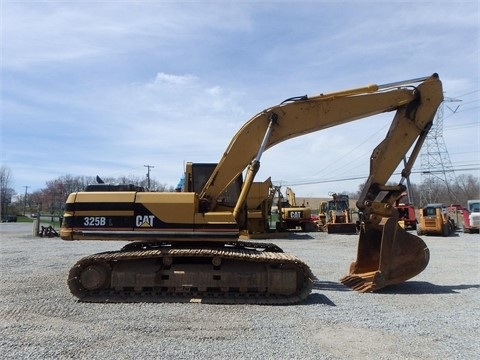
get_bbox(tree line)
[348,174,479,208]
[1,165,478,219]
[0,167,175,218]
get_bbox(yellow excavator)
[277,187,317,232]
[61,74,443,304]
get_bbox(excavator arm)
[285,187,296,207]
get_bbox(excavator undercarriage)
[68,240,313,304]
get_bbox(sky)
[1,0,479,197]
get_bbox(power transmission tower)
[144,165,154,190]
[419,97,461,206]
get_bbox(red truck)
[394,193,417,230]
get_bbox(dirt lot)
[1,223,478,359]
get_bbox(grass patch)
[16,216,34,223]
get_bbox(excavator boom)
[200,76,440,207]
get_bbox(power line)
[277,165,480,187]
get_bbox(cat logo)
[136,215,155,227]
[288,211,303,219]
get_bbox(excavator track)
[68,241,314,305]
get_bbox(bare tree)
[17,175,87,216]
[0,166,15,217]
[451,174,480,205]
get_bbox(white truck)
[463,199,480,233]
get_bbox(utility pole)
[144,165,154,190]
[23,186,29,216]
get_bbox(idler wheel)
[79,262,110,290]
[212,257,222,267]
[163,256,173,266]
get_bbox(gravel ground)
[1,222,478,359]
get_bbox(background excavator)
[61,74,443,303]
[276,187,317,232]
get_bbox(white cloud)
[151,73,198,87]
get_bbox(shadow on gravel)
[302,293,336,306]
[313,280,350,292]
[379,281,480,294]
[312,279,480,296]
[287,233,315,240]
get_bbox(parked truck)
[394,192,417,230]
[462,199,480,234]
[446,204,465,230]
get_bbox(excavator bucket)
[340,217,429,292]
